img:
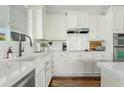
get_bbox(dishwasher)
[12,69,35,87]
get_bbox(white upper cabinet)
[66,15,78,29]
[89,15,98,40]
[45,13,107,40]
[108,7,124,31]
[113,10,124,30]
[97,15,107,40]
[77,15,89,28]
[89,15,107,40]
[9,5,27,33]
[0,6,9,28]
[45,14,89,40]
[45,15,67,40]
[66,15,89,29]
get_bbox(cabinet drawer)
[93,53,113,60]
[67,53,93,59]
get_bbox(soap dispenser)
[7,47,13,59]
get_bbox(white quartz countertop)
[0,61,35,87]
[51,50,112,54]
[97,62,124,79]
[0,52,52,87]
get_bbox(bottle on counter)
[7,47,13,59]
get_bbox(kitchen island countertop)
[97,62,124,87]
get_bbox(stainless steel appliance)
[12,69,35,87]
[114,46,124,62]
[114,33,124,46]
[113,33,124,62]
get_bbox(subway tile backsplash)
[0,41,33,59]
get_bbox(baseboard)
[53,73,100,77]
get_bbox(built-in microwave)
[113,33,124,46]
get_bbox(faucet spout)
[25,35,33,47]
[19,34,33,57]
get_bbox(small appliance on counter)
[62,42,67,51]
[41,42,49,52]
[95,46,105,51]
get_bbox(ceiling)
[46,5,111,15]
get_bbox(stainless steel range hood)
[67,28,89,34]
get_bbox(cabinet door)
[80,60,93,74]
[68,60,81,74]
[45,63,52,86]
[97,16,107,40]
[0,6,9,27]
[112,10,124,30]
[89,15,98,40]
[54,60,68,75]
[50,60,54,76]
[66,15,78,29]
[54,54,68,75]
[36,69,46,87]
[77,15,89,28]
[46,15,67,40]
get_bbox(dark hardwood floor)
[49,76,101,87]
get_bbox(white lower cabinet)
[54,53,94,76]
[68,60,81,75]
[35,55,54,87]
[54,53,69,75]
[36,69,46,87]
[67,59,93,75]
[35,52,113,87]
[45,62,53,86]
[80,60,93,74]
[54,60,68,75]
[54,52,113,76]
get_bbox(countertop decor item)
[41,42,49,52]
[48,41,52,46]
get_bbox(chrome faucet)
[19,34,33,57]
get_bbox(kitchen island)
[97,62,124,87]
